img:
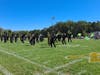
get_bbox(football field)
[0,39,100,75]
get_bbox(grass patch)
[0,39,100,75]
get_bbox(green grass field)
[0,39,100,75]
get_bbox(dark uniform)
[50,33,56,47]
[10,33,14,43]
[15,34,19,43]
[57,34,62,41]
[39,34,44,42]
[0,34,3,42]
[47,32,50,46]
[62,33,66,45]
[20,34,26,43]
[35,34,39,43]
[27,34,31,41]
[68,31,72,42]
[29,34,35,45]
[3,32,8,43]
[6,34,9,41]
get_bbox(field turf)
[0,39,100,75]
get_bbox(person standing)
[20,34,26,43]
[29,34,35,45]
[10,33,14,43]
[0,34,3,42]
[47,32,50,46]
[68,30,72,42]
[3,32,8,43]
[57,32,62,42]
[49,32,56,47]
[15,33,19,43]
[39,34,44,42]
[62,33,66,45]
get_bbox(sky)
[0,0,100,31]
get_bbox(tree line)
[0,20,100,38]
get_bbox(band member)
[62,33,66,45]
[49,32,56,47]
[68,30,72,42]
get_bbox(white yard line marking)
[76,70,93,75]
[0,47,65,75]
[46,57,88,74]
[53,59,83,71]
[58,44,89,48]
[77,70,87,75]
[0,64,13,75]
[0,48,51,71]
[79,70,92,75]
[53,57,88,71]
[43,60,51,64]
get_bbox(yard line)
[53,59,83,70]
[0,64,13,75]
[58,44,89,48]
[53,57,88,71]
[77,70,93,75]
[0,47,65,75]
[46,57,88,74]
[77,70,87,75]
[0,48,51,71]
[0,46,88,75]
